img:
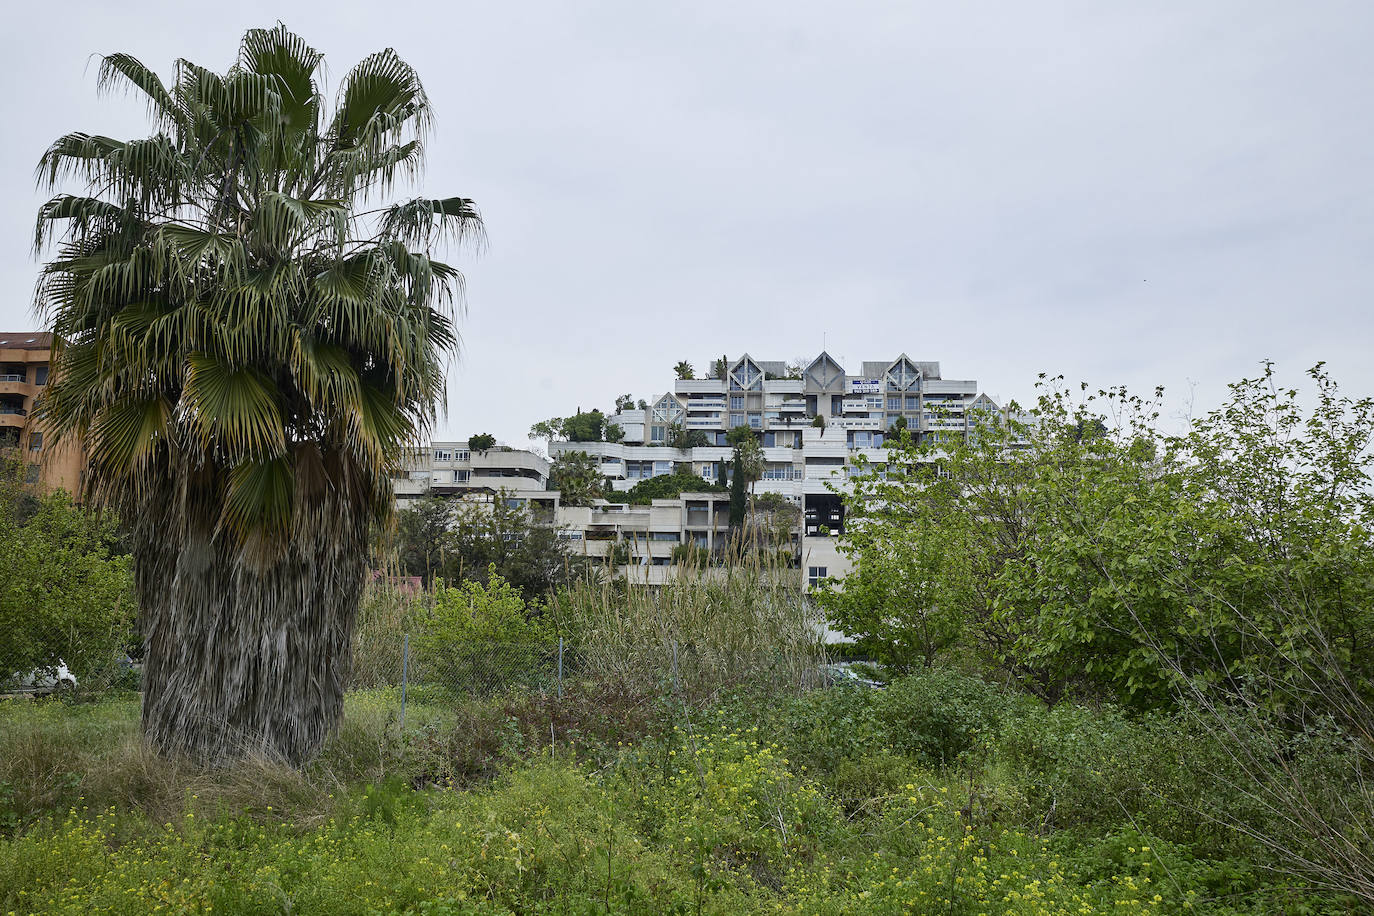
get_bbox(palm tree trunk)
[133,483,368,766]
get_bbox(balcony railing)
[0,407,26,416]
[0,375,26,383]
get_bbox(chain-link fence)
[0,620,140,697]
[348,634,826,730]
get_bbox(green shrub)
[994,704,1242,852]
[411,570,556,697]
[0,485,135,691]
[760,668,1019,779]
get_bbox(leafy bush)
[0,485,135,690]
[411,570,555,696]
[623,471,724,504]
[760,668,1019,781]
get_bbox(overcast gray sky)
[3,1,1370,448]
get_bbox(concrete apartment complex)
[394,353,1013,588]
[0,332,80,493]
[551,352,1004,585]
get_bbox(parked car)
[820,662,885,690]
[6,661,76,695]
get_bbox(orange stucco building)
[0,332,82,495]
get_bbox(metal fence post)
[671,639,680,694]
[400,632,409,730]
[557,637,564,700]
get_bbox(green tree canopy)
[831,366,1374,709]
[667,423,710,450]
[562,410,606,443]
[623,471,724,505]
[0,460,135,688]
[549,451,605,506]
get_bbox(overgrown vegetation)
[1,665,1358,913]
[3,365,1371,912]
[821,363,1374,904]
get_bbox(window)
[748,413,761,429]
[730,413,747,427]
[650,425,666,442]
[866,396,883,410]
[456,450,470,461]
[652,460,673,476]
[701,464,716,480]
[729,395,745,410]
[650,531,680,541]
[887,397,901,410]
[906,396,919,410]
[763,432,775,447]
[434,449,452,461]
[455,470,469,482]
[807,566,828,588]
[504,498,525,510]
[34,366,49,385]
[27,432,42,451]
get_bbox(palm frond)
[238,24,323,133]
[96,53,181,130]
[183,354,286,459]
[222,454,295,542]
[379,196,485,251]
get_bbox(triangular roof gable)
[650,392,685,423]
[805,351,845,391]
[884,354,922,391]
[729,354,764,390]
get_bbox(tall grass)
[348,584,421,688]
[553,553,826,699]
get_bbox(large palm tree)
[33,26,481,765]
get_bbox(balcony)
[832,416,880,431]
[841,400,868,413]
[675,380,726,395]
[778,399,806,412]
[686,397,725,410]
[763,378,804,394]
[922,380,978,396]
